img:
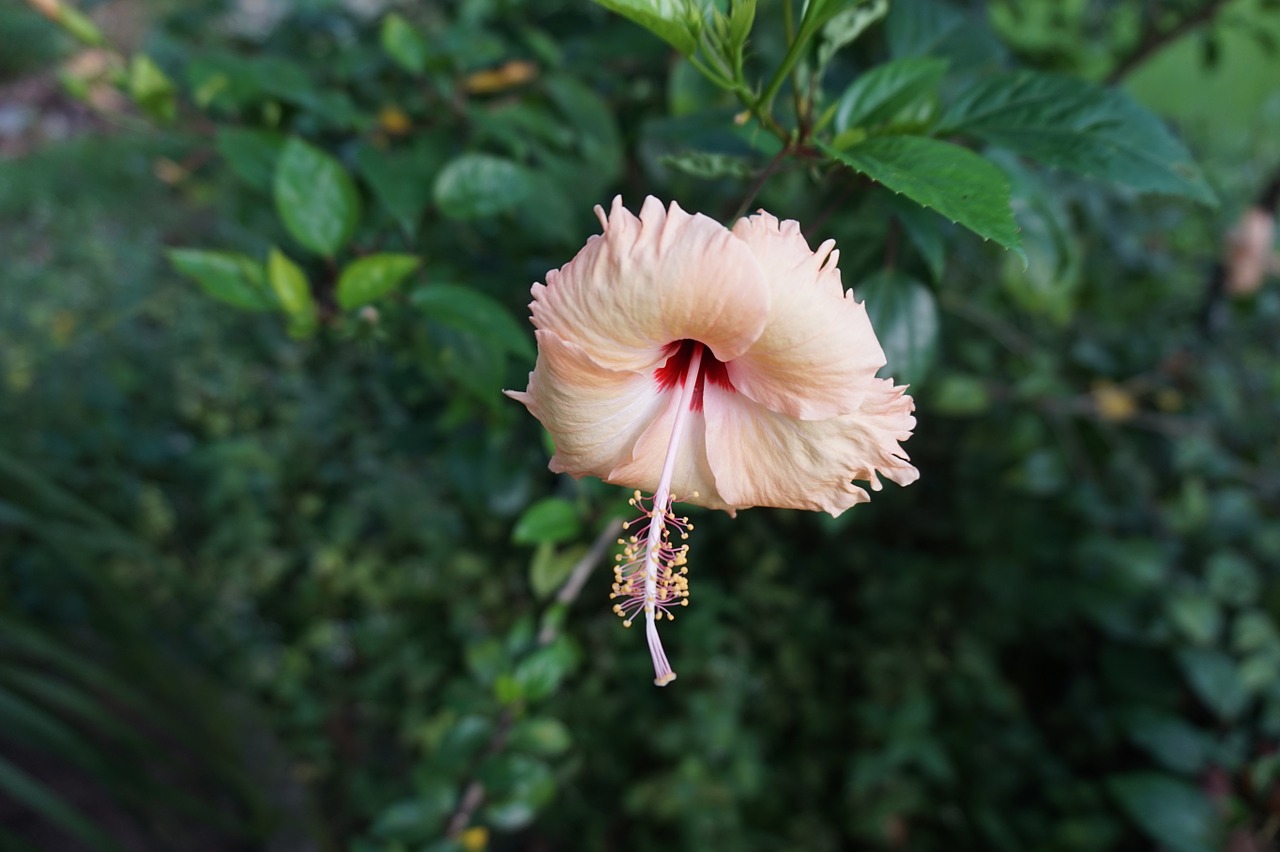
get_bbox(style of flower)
[506,196,918,686]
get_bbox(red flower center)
[654,340,734,411]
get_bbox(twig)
[1106,0,1230,84]
[540,517,623,643]
[729,144,794,222]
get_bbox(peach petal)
[727,211,888,419]
[530,196,772,373]
[507,329,670,481]
[702,378,918,516]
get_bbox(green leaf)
[433,153,536,220]
[1106,773,1217,852]
[1123,710,1212,775]
[215,128,285,192]
[818,0,889,69]
[591,0,700,57]
[855,269,939,387]
[824,136,1023,258]
[380,12,428,74]
[834,57,948,132]
[127,55,176,122]
[167,249,275,311]
[659,151,755,179]
[1166,592,1222,646]
[544,74,624,195]
[512,638,578,701]
[335,253,420,310]
[267,248,317,337]
[370,786,454,842]
[513,498,581,546]
[273,137,361,256]
[354,139,446,232]
[1177,648,1249,721]
[0,754,123,852]
[507,717,573,757]
[411,284,534,361]
[1206,550,1259,606]
[885,0,963,58]
[939,71,1216,205]
[887,194,948,283]
[529,543,585,599]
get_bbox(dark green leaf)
[1123,710,1213,774]
[411,284,534,360]
[885,0,963,57]
[273,137,361,256]
[856,269,938,387]
[591,0,700,56]
[354,139,446,232]
[1178,648,1249,721]
[433,153,536,220]
[336,253,420,310]
[215,128,285,193]
[1107,773,1217,852]
[513,498,581,546]
[0,754,123,852]
[834,57,948,132]
[940,71,1216,205]
[818,0,889,68]
[824,136,1023,258]
[167,249,275,311]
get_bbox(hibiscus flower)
[507,196,918,685]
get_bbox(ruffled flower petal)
[702,378,918,516]
[726,211,888,420]
[507,329,670,481]
[606,389,728,512]
[529,196,772,373]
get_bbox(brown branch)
[729,143,794,223]
[1106,0,1231,84]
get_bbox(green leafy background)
[2,0,1280,850]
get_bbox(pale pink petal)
[702,378,918,516]
[530,196,772,373]
[727,211,887,419]
[506,329,670,481]
[607,391,731,513]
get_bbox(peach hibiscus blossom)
[506,196,918,686]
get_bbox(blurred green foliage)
[3,0,1280,850]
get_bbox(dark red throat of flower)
[654,340,734,412]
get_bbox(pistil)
[611,343,703,686]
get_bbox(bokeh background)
[2,0,1280,850]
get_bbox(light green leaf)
[411,284,534,361]
[128,55,176,122]
[215,128,285,192]
[433,153,536,220]
[380,12,428,74]
[824,136,1023,258]
[591,0,700,56]
[267,248,317,337]
[167,249,275,311]
[856,269,939,387]
[659,151,755,179]
[529,543,585,599]
[1166,592,1222,646]
[818,0,889,69]
[512,498,581,546]
[940,71,1216,205]
[834,57,948,132]
[1107,773,1217,852]
[273,137,361,256]
[335,253,420,310]
[266,249,312,315]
